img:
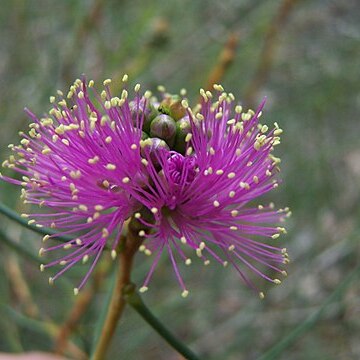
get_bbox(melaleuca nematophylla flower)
[1,76,290,297]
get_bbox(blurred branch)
[125,289,200,360]
[6,254,39,318]
[91,228,143,360]
[0,228,85,358]
[54,261,111,356]
[204,32,240,91]
[3,306,88,360]
[258,262,360,360]
[244,0,299,106]
[0,202,72,243]
[54,288,94,356]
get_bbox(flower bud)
[140,137,169,169]
[174,116,191,154]
[129,98,158,133]
[150,114,176,147]
[158,95,186,120]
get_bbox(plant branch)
[91,224,143,360]
[0,202,71,243]
[125,289,201,360]
[244,0,299,106]
[204,31,240,92]
[0,228,40,263]
[54,261,110,356]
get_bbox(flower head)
[1,77,289,297]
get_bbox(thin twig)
[244,0,299,106]
[6,254,39,318]
[0,202,72,243]
[91,226,143,360]
[0,228,40,263]
[204,32,240,92]
[125,290,201,360]
[54,261,110,356]
[5,306,87,360]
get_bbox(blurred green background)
[0,0,359,359]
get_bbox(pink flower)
[1,77,289,297]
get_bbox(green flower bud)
[174,116,191,154]
[140,137,169,169]
[141,131,149,140]
[150,114,176,147]
[129,98,158,133]
[158,95,186,120]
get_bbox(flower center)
[167,152,196,186]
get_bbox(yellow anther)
[213,84,224,92]
[78,204,88,212]
[231,210,238,217]
[121,89,128,99]
[42,235,50,242]
[122,177,130,184]
[106,163,116,170]
[181,99,189,108]
[181,290,189,298]
[88,156,99,164]
[213,200,220,207]
[239,182,250,190]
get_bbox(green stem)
[258,263,360,360]
[125,289,201,360]
[0,202,71,243]
[0,228,40,263]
